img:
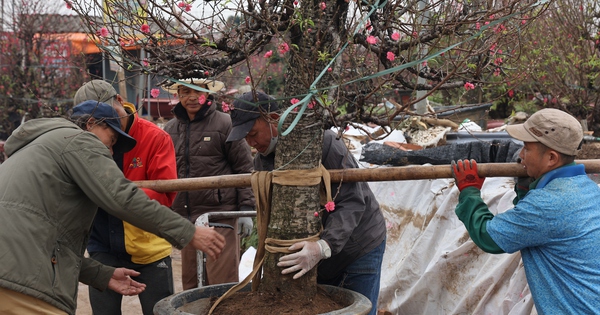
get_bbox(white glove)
[237,217,254,238]
[277,239,331,279]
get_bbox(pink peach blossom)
[150,88,160,98]
[198,94,207,105]
[221,102,231,112]
[366,35,377,45]
[278,42,290,54]
[386,51,395,61]
[99,27,109,37]
[325,201,335,212]
[391,32,400,41]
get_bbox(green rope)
[279,0,388,136]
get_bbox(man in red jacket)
[74,80,178,315]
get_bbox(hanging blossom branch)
[67,0,547,131]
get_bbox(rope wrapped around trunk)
[209,165,332,314]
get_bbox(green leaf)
[317,50,331,62]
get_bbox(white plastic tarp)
[372,176,536,315]
[341,125,536,314]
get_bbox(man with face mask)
[226,91,386,315]
[163,79,255,289]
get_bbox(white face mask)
[260,124,278,156]
[260,136,278,156]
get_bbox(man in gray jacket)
[0,100,225,315]
[226,92,386,315]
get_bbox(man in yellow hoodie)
[74,80,178,315]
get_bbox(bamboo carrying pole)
[135,160,600,193]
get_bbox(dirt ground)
[75,249,184,315]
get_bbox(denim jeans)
[318,238,386,315]
[88,252,174,315]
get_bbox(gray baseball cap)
[506,108,583,155]
[226,92,279,142]
[73,80,118,105]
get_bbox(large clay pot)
[154,282,371,315]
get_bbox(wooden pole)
[135,160,600,193]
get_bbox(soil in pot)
[210,286,348,315]
[176,286,349,315]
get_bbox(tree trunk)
[258,0,346,303]
[259,126,324,300]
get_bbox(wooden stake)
[134,160,600,193]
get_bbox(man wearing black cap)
[452,108,600,314]
[226,91,386,315]
[0,100,225,315]
[75,80,180,315]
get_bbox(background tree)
[0,0,89,139]
[68,0,549,308]
[507,0,600,132]
[432,0,600,132]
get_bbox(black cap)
[72,100,137,153]
[226,92,279,142]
